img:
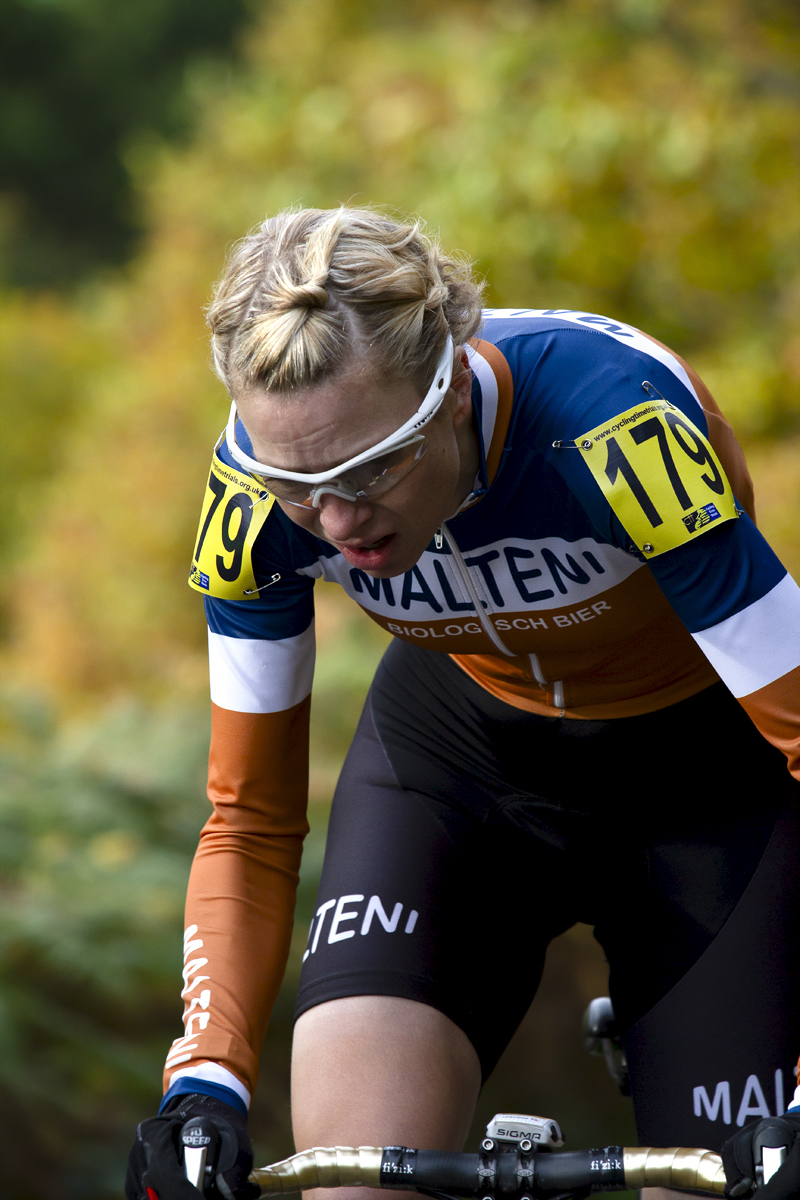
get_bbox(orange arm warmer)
[162,697,311,1099]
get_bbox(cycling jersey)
[164,310,800,1112]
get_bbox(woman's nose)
[316,492,374,539]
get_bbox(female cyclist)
[127,207,800,1200]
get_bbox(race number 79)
[188,453,274,599]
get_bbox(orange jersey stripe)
[739,665,800,781]
[469,337,514,485]
[450,566,719,718]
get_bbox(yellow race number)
[577,393,738,556]
[188,451,275,600]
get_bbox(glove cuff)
[160,1078,248,1116]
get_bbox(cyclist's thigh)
[294,643,579,1079]
[625,798,800,1150]
[594,685,800,1152]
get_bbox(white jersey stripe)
[484,309,702,410]
[466,345,499,453]
[692,574,800,697]
[208,624,315,713]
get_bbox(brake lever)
[753,1117,797,1188]
[181,1116,221,1193]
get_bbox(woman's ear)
[450,348,473,426]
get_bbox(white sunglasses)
[225,335,455,507]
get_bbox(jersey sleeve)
[163,498,318,1107]
[533,329,800,782]
[647,519,800,780]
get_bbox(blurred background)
[1,0,798,1194]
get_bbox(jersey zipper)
[528,652,547,687]
[441,525,565,708]
[441,523,515,657]
[529,653,565,713]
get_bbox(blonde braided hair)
[207,207,484,395]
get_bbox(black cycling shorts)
[295,639,800,1149]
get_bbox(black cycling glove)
[126,1092,260,1200]
[722,1114,800,1199]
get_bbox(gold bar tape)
[251,1146,384,1193]
[250,1145,726,1196]
[623,1146,726,1193]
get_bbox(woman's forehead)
[233,369,424,472]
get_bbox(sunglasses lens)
[251,438,427,506]
[254,475,315,505]
[339,440,427,498]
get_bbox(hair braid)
[207,206,484,395]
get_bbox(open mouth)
[336,534,396,569]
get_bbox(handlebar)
[180,1105,795,1195]
[245,1142,727,1196]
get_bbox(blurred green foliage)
[0,693,208,1195]
[0,0,798,1193]
[0,0,254,287]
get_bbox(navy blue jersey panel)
[492,326,703,450]
[250,505,323,578]
[648,515,788,633]
[204,582,314,640]
[446,453,611,552]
